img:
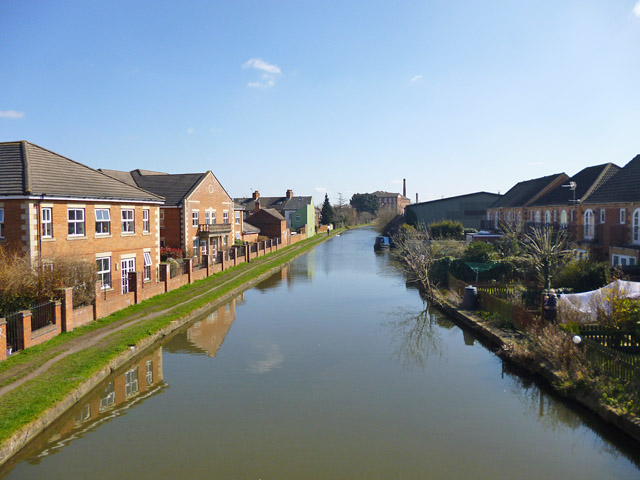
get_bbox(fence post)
[0,319,6,361]
[58,287,75,332]
[20,311,32,350]
[129,271,142,303]
[203,254,210,276]
[184,258,193,283]
[159,263,170,292]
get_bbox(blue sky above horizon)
[2,1,640,205]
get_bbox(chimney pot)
[252,190,260,200]
[286,189,293,199]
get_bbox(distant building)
[405,192,501,230]
[235,189,315,237]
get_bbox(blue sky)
[2,1,640,205]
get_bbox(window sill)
[121,233,136,237]
[143,232,151,235]
[95,234,112,239]
[67,236,88,241]
[99,287,114,292]
[41,237,56,242]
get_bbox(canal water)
[2,227,640,479]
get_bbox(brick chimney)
[403,179,406,198]
[252,190,260,200]
[286,189,293,199]
[254,199,261,212]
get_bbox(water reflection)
[383,306,446,370]
[8,348,166,470]
[163,294,243,357]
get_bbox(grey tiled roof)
[0,141,164,202]
[491,173,567,208]
[530,163,620,206]
[583,155,640,204]
[242,221,260,234]
[234,195,313,213]
[129,171,206,206]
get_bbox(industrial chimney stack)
[416,193,419,203]
[403,178,406,198]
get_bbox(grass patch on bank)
[0,231,339,444]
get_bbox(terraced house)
[0,141,164,295]
[100,169,236,260]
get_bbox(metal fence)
[30,301,56,331]
[5,311,23,353]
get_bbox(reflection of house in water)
[26,348,165,461]
[164,294,244,357]
[255,255,316,293]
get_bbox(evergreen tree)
[349,193,379,214]
[320,194,336,226]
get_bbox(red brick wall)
[0,199,28,251]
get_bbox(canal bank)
[432,296,640,445]
[0,229,344,467]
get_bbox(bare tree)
[391,226,441,303]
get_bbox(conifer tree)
[320,194,336,226]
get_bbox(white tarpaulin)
[558,280,640,323]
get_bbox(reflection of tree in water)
[383,305,446,371]
[502,366,640,468]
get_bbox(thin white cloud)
[0,110,25,119]
[243,58,281,88]
[186,128,195,134]
[634,1,640,17]
[411,74,423,83]
[243,58,281,74]
[528,161,544,166]
[314,187,327,194]
[390,179,403,185]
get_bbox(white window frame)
[68,208,85,236]
[146,360,153,385]
[121,257,135,294]
[96,256,111,289]
[99,381,115,411]
[0,207,4,238]
[600,209,605,224]
[95,208,111,235]
[620,208,626,225]
[205,211,211,225]
[584,209,594,239]
[41,207,52,238]
[121,209,135,233]
[223,211,229,224]
[612,254,637,267]
[143,252,152,281]
[212,210,217,224]
[192,210,199,227]
[125,367,139,397]
[193,238,199,255]
[487,211,491,220]
[143,209,150,233]
[560,210,567,228]
[553,210,557,223]
[235,211,240,225]
[544,211,550,225]
[633,208,640,245]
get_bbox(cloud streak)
[411,74,423,83]
[243,58,281,88]
[634,1,640,17]
[0,110,25,119]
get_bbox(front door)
[121,258,136,294]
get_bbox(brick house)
[486,173,569,231]
[0,141,164,295]
[235,189,315,237]
[100,169,235,259]
[372,190,411,214]
[244,208,288,243]
[525,163,620,258]
[581,155,640,266]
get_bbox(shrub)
[431,239,466,259]
[428,220,464,240]
[554,258,609,292]
[463,241,496,263]
[160,247,183,261]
